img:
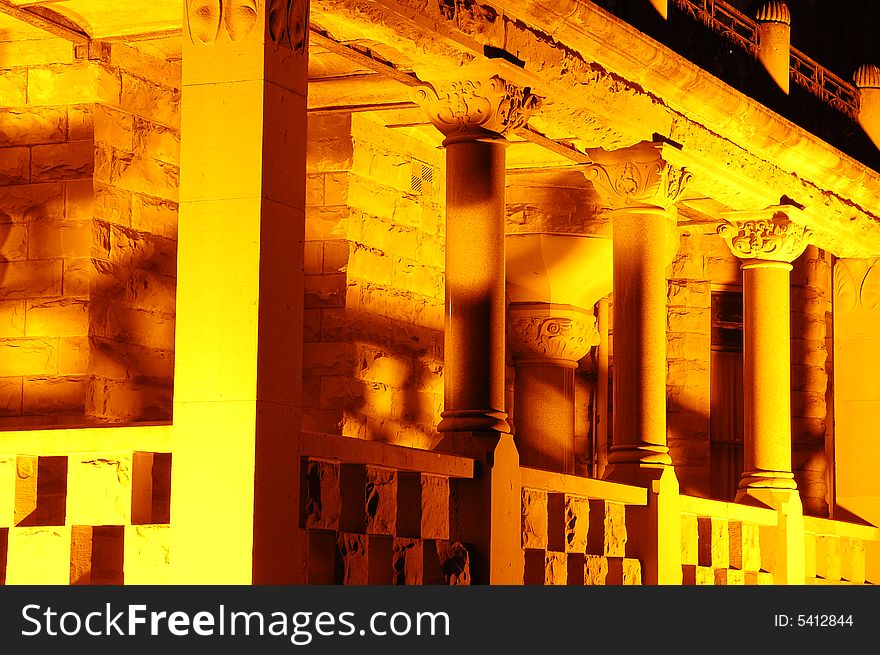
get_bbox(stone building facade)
[0,0,878,585]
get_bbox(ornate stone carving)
[415,74,542,142]
[834,258,880,312]
[187,0,259,45]
[585,142,691,210]
[755,1,791,24]
[508,304,596,365]
[854,64,880,89]
[717,216,810,262]
[268,0,310,53]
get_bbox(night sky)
[731,0,880,80]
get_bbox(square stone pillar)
[170,0,308,583]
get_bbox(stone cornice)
[585,142,691,211]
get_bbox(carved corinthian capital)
[585,141,691,210]
[508,303,597,366]
[718,215,810,262]
[415,70,542,143]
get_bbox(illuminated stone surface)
[0,0,879,587]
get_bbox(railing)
[670,0,860,119]
[804,516,880,584]
[520,467,647,585]
[299,432,476,585]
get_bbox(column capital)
[508,303,597,367]
[415,60,542,144]
[718,208,811,263]
[585,141,691,211]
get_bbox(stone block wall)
[303,113,444,448]
[0,38,178,427]
[665,229,723,496]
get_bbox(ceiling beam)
[0,0,89,43]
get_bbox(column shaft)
[609,210,672,467]
[741,261,796,489]
[440,137,510,433]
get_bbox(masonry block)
[6,526,71,584]
[815,535,842,581]
[714,568,745,585]
[840,538,865,584]
[67,453,132,524]
[433,540,470,585]
[392,537,424,585]
[587,500,627,557]
[544,551,568,585]
[682,564,715,585]
[681,514,699,566]
[584,554,609,585]
[364,466,397,536]
[697,516,729,569]
[607,557,642,585]
[14,455,66,526]
[419,474,450,540]
[0,456,14,526]
[564,495,589,553]
[124,524,171,584]
[522,488,548,550]
[303,459,341,531]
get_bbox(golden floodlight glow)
[0,0,879,587]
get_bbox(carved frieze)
[717,216,810,262]
[585,142,691,210]
[186,0,264,45]
[834,258,880,313]
[268,0,310,53]
[508,304,597,365]
[415,74,542,142]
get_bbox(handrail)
[669,0,860,119]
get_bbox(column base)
[737,470,797,493]
[438,409,510,435]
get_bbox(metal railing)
[670,0,860,119]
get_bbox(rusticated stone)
[682,564,715,585]
[0,107,66,147]
[25,299,89,337]
[0,339,59,376]
[0,301,25,338]
[22,376,87,415]
[0,260,62,299]
[304,459,341,531]
[31,141,94,183]
[0,377,23,416]
[434,540,470,585]
[587,500,627,557]
[123,525,171,584]
[521,488,548,550]
[0,69,27,106]
[815,535,842,581]
[715,568,745,585]
[392,537,424,585]
[364,466,397,536]
[563,495,589,553]
[584,554,608,585]
[419,474,449,540]
[544,551,568,585]
[0,182,64,222]
[697,516,729,569]
[840,538,865,584]
[66,454,132,525]
[337,533,369,585]
[607,557,641,585]
[681,514,699,565]
[0,146,30,185]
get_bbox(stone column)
[507,303,596,473]
[416,64,541,437]
[171,0,309,583]
[586,142,690,482]
[415,63,540,583]
[718,213,809,494]
[718,210,809,584]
